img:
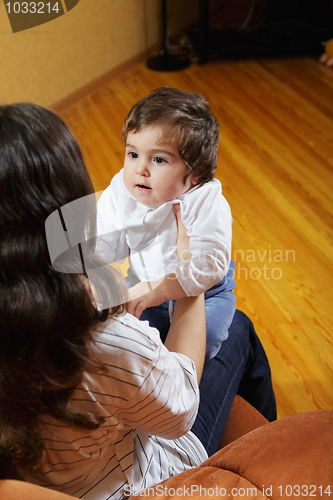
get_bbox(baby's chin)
[133,193,171,209]
[127,184,183,209]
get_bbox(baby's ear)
[189,173,199,186]
[185,169,201,189]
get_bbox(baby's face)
[123,125,193,208]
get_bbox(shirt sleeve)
[174,181,232,296]
[86,314,200,440]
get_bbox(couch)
[1,396,332,499]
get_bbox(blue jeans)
[191,310,277,456]
[140,260,237,362]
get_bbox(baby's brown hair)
[122,87,220,186]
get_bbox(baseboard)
[51,49,149,114]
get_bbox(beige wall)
[0,0,201,108]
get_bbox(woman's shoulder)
[80,314,164,402]
[91,313,162,359]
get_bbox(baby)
[97,87,236,361]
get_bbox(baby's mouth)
[136,184,151,190]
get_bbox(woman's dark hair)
[0,103,125,477]
[122,87,220,186]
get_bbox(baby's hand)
[128,279,165,319]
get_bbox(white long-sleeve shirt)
[23,313,207,499]
[96,170,232,296]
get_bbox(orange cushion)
[218,394,268,448]
[136,410,333,499]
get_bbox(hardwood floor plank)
[59,55,333,419]
[261,57,333,119]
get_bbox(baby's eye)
[128,151,139,159]
[154,156,167,164]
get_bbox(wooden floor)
[60,55,333,419]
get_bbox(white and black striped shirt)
[23,313,207,499]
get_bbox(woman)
[0,103,276,499]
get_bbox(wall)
[0,0,204,108]
[0,0,162,107]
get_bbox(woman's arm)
[89,207,205,440]
[164,204,206,384]
[128,205,206,383]
[164,294,206,384]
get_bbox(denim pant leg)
[141,260,237,360]
[140,289,236,360]
[203,258,237,361]
[204,289,236,362]
[191,310,277,456]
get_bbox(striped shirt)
[23,313,208,499]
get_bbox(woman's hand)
[173,203,191,262]
[320,53,333,67]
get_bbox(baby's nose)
[136,160,150,176]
